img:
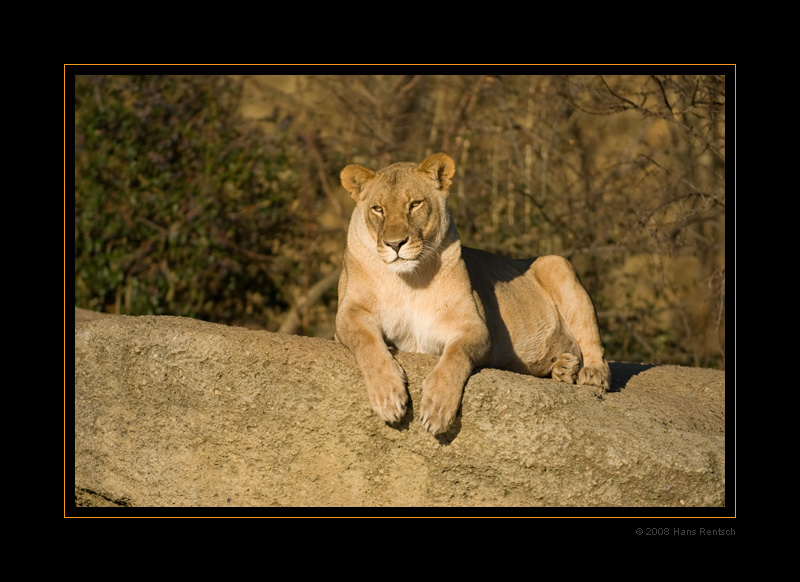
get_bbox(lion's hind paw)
[578,364,610,395]
[551,353,580,385]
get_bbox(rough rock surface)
[73,308,726,508]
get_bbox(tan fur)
[336,153,610,434]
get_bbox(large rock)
[73,309,725,507]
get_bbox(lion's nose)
[384,238,408,252]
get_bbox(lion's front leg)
[361,352,409,424]
[419,367,464,434]
[336,307,409,425]
[419,333,489,434]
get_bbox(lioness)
[336,152,610,435]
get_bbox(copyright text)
[636,528,735,536]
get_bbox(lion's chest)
[378,293,448,355]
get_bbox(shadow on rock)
[608,362,656,392]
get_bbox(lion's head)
[340,153,456,275]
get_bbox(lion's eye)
[371,205,383,215]
[410,200,423,210]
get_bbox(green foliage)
[74,75,309,327]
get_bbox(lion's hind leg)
[578,362,609,393]
[551,352,580,385]
[532,255,611,393]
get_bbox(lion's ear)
[340,164,376,201]
[418,153,455,191]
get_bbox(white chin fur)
[387,258,419,274]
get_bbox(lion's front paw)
[419,372,462,435]
[551,352,580,385]
[369,383,408,424]
[364,362,409,424]
[578,364,610,394]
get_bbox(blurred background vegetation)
[73,74,727,369]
